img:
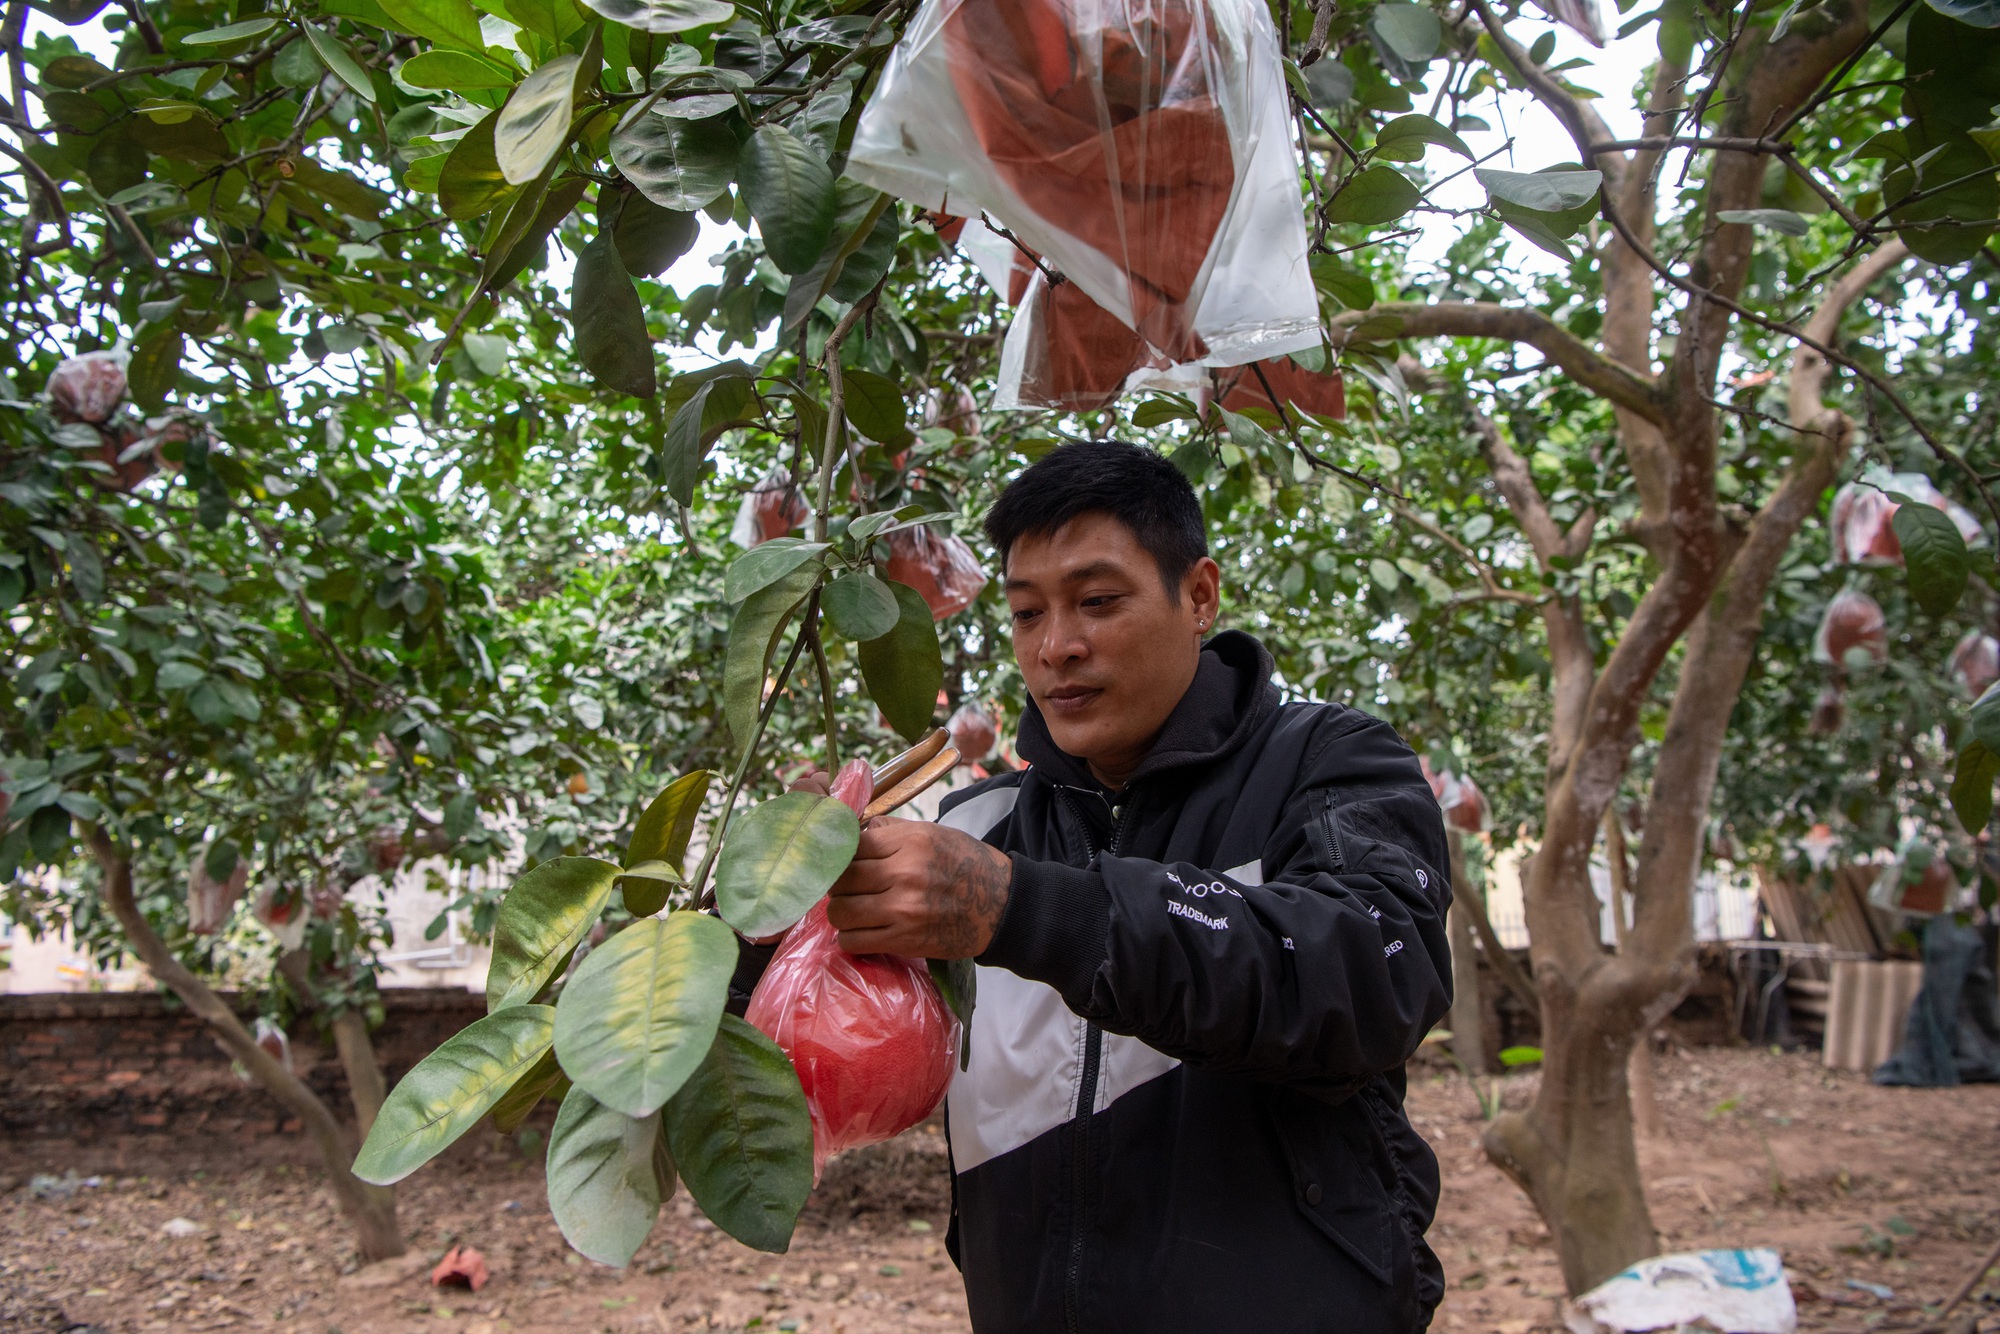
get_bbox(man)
[826,441,1453,1333]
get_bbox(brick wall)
[0,988,485,1165]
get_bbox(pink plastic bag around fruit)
[885,525,988,620]
[745,899,961,1181]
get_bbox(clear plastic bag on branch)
[850,0,1317,371]
[885,525,987,619]
[745,899,960,1179]
[730,467,811,549]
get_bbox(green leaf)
[1498,1044,1544,1067]
[842,367,910,444]
[1952,740,2000,833]
[928,957,975,1071]
[400,48,520,91]
[300,25,377,101]
[1325,166,1421,225]
[1528,30,1556,65]
[128,330,183,411]
[1715,208,1811,236]
[572,232,658,398]
[552,911,737,1117]
[618,861,684,917]
[627,770,711,869]
[611,112,740,212]
[444,791,480,841]
[1928,0,2000,26]
[612,193,700,277]
[661,1013,812,1254]
[713,792,861,939]
[781,183,893,336]
[490,1046,568,1132]
[353,1005,555,1185]
[545,1086,674,1267]
[724,537,828,604]
[1131,397,1198,428]
[1309,254,1375,310]
[486,856,621,1012]
[1370,3,1440,70]
[821,572,899,641]
[722,565,819,745]
[857,580,943,742]
[182,16,279,44]
[1974,682,2000,755]
[496,54,581,185]
[578,0,733,31]
[660,369,755,506]
[376,0,486,50]
[1374,113,1472,160]
[738,125,837,275]
[484,175,587,291]
[440,111,513,221]
[1891,495,1971,616]
[1477,167,1603,212]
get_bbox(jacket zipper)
[1056,787,1128,1334]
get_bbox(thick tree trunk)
[333,1009,388,1138]
[1446,832,1488,1076]
[1604,809,1664,1140]
[87,832,404,1261]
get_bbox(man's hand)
[827,817,1012,958]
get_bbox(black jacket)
[939,631,1453,1334]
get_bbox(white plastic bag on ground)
[850,0,1317,381]
[1566,1248,1797,1334]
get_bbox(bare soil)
[1,1047,1995,1333]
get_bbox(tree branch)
[1327,302,1662,423]
[85,827,402,1259]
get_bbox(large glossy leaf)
[579,0,733,31]
[821,571,899,641]
[1973,681,2000,755]
[661,370,754,506]
[552,911,737,1117]
[490,1046,569,1133]
[440,110,512,221]
[497,54,581,185]
[572,232,658,398]
[484,175,587,291]
[858,580,943,741]
[486,856,621,1012]
[546,1086,675,1266]
[1952,740,2000,833]
[401,49,520,91]
[612,193,700,277]
[627,769,711,868]
[1374,113,1471,161]
[724,537,828,604]
[1325,166,1420,225]
[842,368,910,445]
[713,791,860,938]
[301,25,377,100]
[128,330,182,411]
[662,1014,812,1254]
[738,125,837,274]
[611,112,739,211]
[722,565,819,745]
[376,0,485,49]
[1370,2,1440,65]
[353,1005,555,1185]
[1892,496,1971,615]
[1476,167,1603,213]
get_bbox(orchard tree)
[15,0,2000,1292]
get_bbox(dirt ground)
[1,1046,1995,1333]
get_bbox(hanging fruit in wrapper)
[885,526,987,619]
[745,756,960,1179]
[850,0,1319,409]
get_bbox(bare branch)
[1328,301,1662,422]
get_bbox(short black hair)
[983,440,1207,596]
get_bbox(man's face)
[1003,513,1221,787]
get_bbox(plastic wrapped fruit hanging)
[744,759,961,1179]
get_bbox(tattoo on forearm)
[931,839,1010,957]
